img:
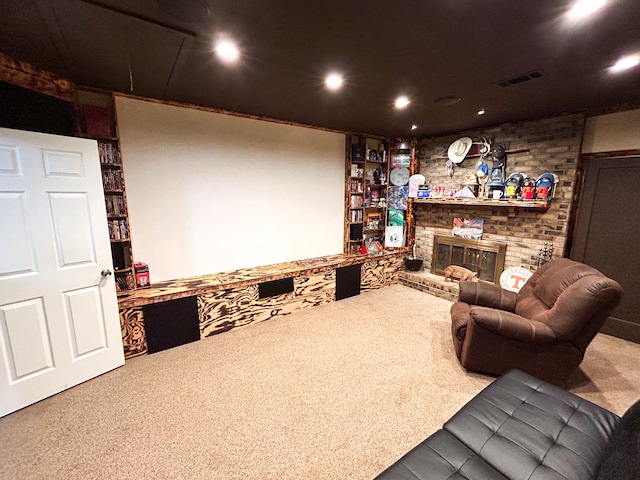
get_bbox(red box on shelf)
[83,105,112,138]
[134,262,150,288]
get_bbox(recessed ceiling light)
[214,38,240,64]
[395,96,410,109]
[477,108,486,115]
[411,124,418,131]
[610,54,640,73]
[324,73,344,91]
[568,0,606,19]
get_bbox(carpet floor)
[1,284,639,479]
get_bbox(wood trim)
[344,135,352,252]
[113,91,346,135]
[568,150,640,256]
[0,52,75,102]
[601,317,640,344]
[580,149,640,159]
[405,140,419,250]
[570,155,640,262]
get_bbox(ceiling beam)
[0,52,75,102]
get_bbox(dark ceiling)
[2,0,640,138]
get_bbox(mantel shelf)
[413,197,551,217]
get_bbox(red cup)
[536,186,549,199]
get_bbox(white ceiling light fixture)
[610,54,640,73]
[214,37,240,64]
[395,95,410,109]
[477,108,486,115]
[568,0,606,19]
[411,124,418,131]
[324,73,344,91]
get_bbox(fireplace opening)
[432,235,506,284]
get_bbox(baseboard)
[600,317,640,344]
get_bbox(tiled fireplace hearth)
[399,236,507,301]
[398,270,461,302]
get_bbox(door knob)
[101,269,113,277]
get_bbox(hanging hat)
[447,137,473,164]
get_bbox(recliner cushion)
[532,260,597,309]
[450,301,471,359]
[469,307,556,343]
[532,276,623,340]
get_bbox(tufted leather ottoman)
[374,369,630,480]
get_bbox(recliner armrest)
[470,306,556,343]
[458,281,517,312]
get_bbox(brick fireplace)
[412,113,585,275]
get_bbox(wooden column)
[404,138,420,250]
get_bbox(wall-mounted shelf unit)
[76,88,136,293]
[345,134,389,254]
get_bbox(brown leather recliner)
[451,258,623,384]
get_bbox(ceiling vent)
[497,70,544,87]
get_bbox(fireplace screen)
[432,235,506,284]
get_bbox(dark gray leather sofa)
[374,369,640,480]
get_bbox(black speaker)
[349,223,363,241]
[259,277,294,298]
[143,296,200,354]
[336,264,361,300]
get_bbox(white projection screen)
[115,96,346,282]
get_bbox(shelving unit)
[387,142,412,249]
[345,134,389,254]
[100,139,135,292]
[76,88,137,294]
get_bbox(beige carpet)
[1,284,639,480]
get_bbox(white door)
[0,127,124,417]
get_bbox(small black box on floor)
[143,296,200,354]
[336,264,361,300]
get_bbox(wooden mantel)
[413,197,551,217]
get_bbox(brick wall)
[414,112,585,272]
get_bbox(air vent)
[497,70,544,87]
